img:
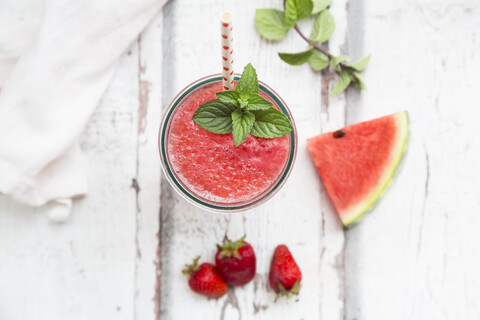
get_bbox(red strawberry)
[182,257,227,299]
[268,245,302,302]
[215,236,256,286]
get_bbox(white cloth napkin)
[0,0,168,221]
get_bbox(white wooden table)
[1,0,480,319]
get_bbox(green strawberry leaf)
[250,108,293,138]
[308,49,330,71]
[245,94,273,111]
[279,48,314,65]
[255,9,288,41]
[216,91,240,107]
[236,63,259,95]
[232,109,255,146]
[310,9,335,43]
[192,99,237,134]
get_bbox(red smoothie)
[167,82,290,203]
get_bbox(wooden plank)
[134,13,164,320]
[159,0,347,318]
[0,47,140,319]
[317,0,350,319]
[345,0,480,319]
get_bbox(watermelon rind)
[342,111,409,226]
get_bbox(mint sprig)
[236,63,259,94]
[192,63,293,146]
[192,100,237,134]
[250,109,294,138]
[255,0,370,96]
[232,109,255,146]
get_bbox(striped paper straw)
[220,12,234,91]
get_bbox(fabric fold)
[0,0,168,212]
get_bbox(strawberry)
[268,245,302,302]
[182,257,227,299]
[215,236,256,286]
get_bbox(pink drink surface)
[167,82,290,203]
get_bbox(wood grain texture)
[0,7,161,320]
[316,0,351,318]
[159,0,347,319]
[2,0,480,319]
[0,46,139,319]
[345,0,480,319]
[135,14,163,320]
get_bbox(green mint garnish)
[244,94,273,111]
[192,100,237,134]
[236,63,259,95]
[216,91,241,107]
[255,0,370,96]
[232,109,255,147]
[250,109,294,138]
[192,63,293,147]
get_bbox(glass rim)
[158,73,298,213]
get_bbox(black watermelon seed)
[333,130,346,138]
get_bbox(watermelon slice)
[307,111,408,226]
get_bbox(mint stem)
[292,23,355,77]
[282,0,352,77]
[293,24,332,59]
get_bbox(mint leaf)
[312,0,331,14]
[192,100,237,134]
[285,0,314,28]
[309,49,329,71]
[232,109,255,146]
[348,55,371,71]
[238,94,249,108]
[279,48,313,65]
[295,0,314,19]
[250,109,293,138]
[330,71,352,96]
[195,63,294,145]
[245,94,273,111]
[255,2,370,93]
[310,9,335,43]
[255,9,288,41]
[351,71,366,90]
[236,63,258,95]
[285,0,298,29]
[216,91,240,107]
[332,55,350,72]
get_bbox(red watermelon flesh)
[307,111,408,226]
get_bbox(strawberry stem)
[274,281,301,303]
[182,256,201,278]
[217,236,247,260]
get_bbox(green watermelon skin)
[307,111,408,226]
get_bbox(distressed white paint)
[134,14,163,320]
[345,0,480,319]
[0,3,161,320]
[1,0,480,319]
[159,0,347,319]
[0,44,139,319]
